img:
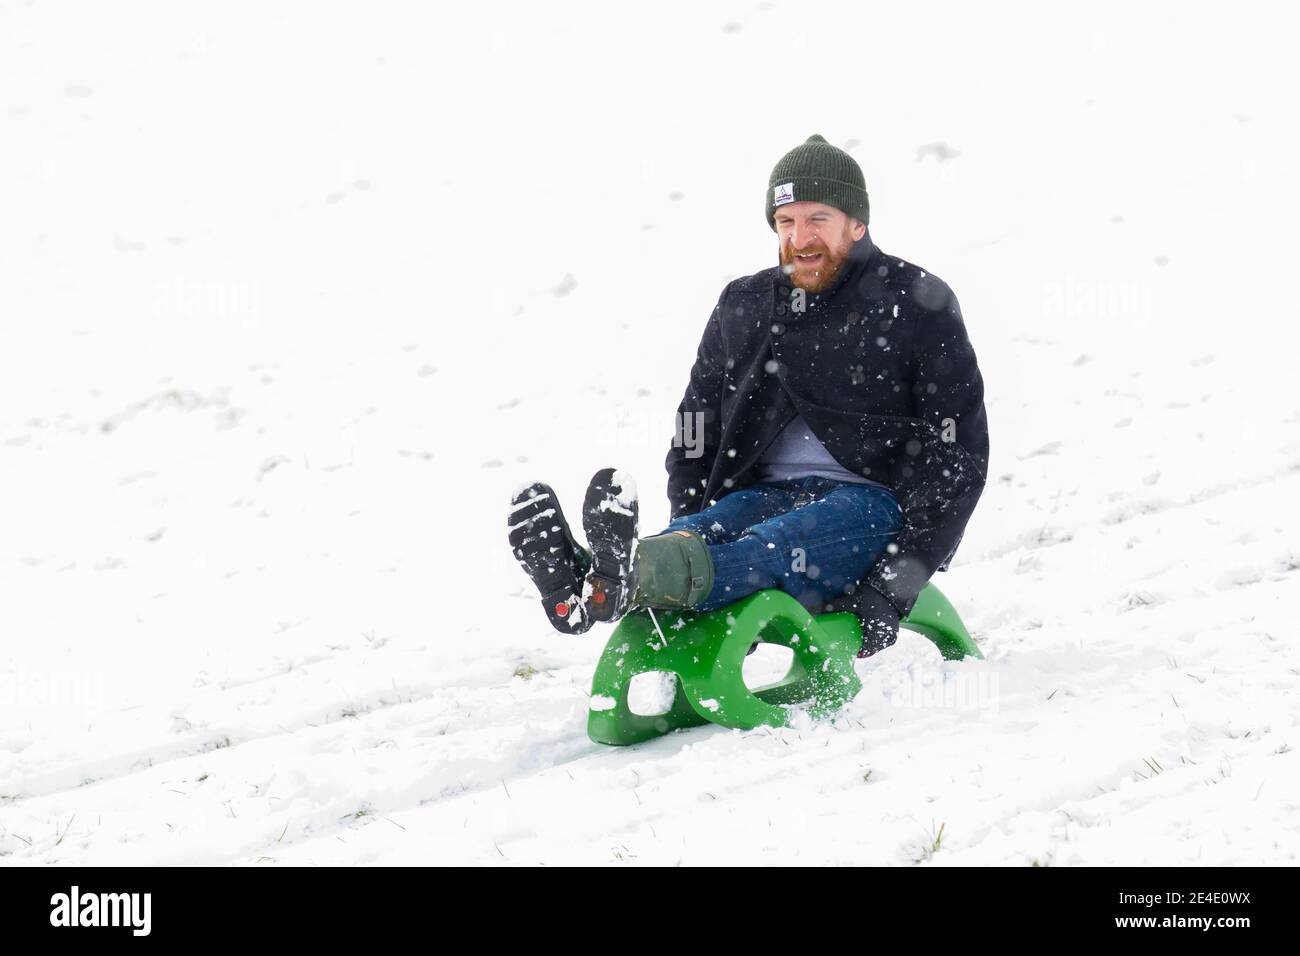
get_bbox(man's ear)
[850,218,867,241]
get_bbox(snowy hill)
[1,0,1298,865]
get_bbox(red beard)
[779,238,852,293]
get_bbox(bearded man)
[510,134,989,657]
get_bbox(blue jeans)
[659,477,903,613]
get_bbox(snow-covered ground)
[2,0,1298,865]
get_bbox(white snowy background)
[2,0,1298,866]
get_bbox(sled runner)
[586,584,981,746]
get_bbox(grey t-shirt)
[756,414,890,489]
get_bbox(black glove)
[824,584,901,658]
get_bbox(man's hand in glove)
[823,584,902,658]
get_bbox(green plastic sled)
[586,584,981,746]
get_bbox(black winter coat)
[664,232,989,617]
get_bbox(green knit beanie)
[766,134,870,231]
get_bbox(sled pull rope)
[646,606,669,650]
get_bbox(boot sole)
[508,482,591,634]
[581,467,639,623]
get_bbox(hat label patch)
[773,182,794,206]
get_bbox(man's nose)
[791,224,818,250]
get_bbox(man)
[509,134,989,656]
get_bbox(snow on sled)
[586,584,981,746]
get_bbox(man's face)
[774,201,866,293]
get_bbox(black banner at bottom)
[0,865,1285,942]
